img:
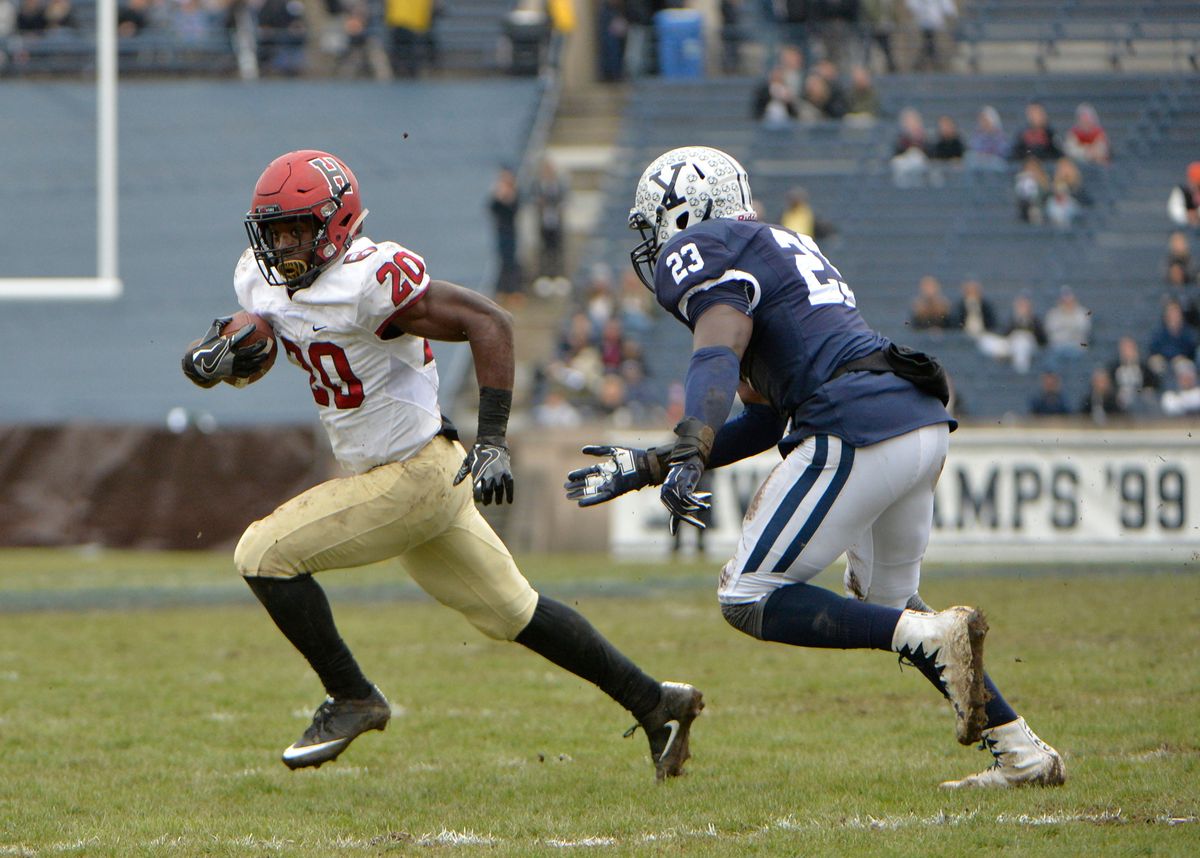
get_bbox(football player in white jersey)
[181,150,703,779]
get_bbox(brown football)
[220,311,277,387]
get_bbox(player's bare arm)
[386,278,515,392]
[387,279,516,505]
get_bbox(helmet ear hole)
[675,212,690,231]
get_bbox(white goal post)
[0,0,122,300]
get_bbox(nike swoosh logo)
[312,325,327,332]
[282,737,348,760]
[197,342,227,374]
[659,719,680,759]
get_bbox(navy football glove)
[564,445,656,507]
[453,436,514,505]
[182,317,269,388]
[660,455,712,534]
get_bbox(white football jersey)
[234,235,443,474]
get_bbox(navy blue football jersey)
[653,219,954,447]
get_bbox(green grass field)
[1,549,1197,856]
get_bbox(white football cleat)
[892,606,989,745]
[940,717,1066,789]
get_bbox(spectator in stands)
[1044,181,1082,230]
[1109,335,1160,414]
[965,105,1009,172]
[532,157,568,288]
[801,72,843,121]
[859,0,898,73]
[386,0,434,78]
[331,0,386,80]
[619,352,659,423]
[929,114,965,162]
[908,274,952,330]
[753,63,801,128]
[117,0,157,37]
[547,311,603,399]
[776,43,806,93]
[780,186,835,240]
[1165,261,1200,329]
[890,107,930,188]
[1063,103,1110,167]
[17,0,76,34]
[951,278,997,336]
[1010,101,1063,162]
[1001,291,1047,374]
[1161,359,1200,416]
[1014,156,1050,224]
[623,0,655,79]
[720,0,746,74]
[256,0,307,76]
[1080,366,1121,423]
[171,0,217,45]
[1029,370,1070,416]
[583,263,616,331]
[776,0,815,70]
[617,269,654,337]
[810,59,850,118]
[15,0,47,34]
[894,109,928,156]
[1147,298,1199,378]
[813,0,859,68]
[1166,231,1194,283]
[1052,157,1092,207]
[591,372,633,426]
[488,165,523,309]
[1043,285,1091,364]
[905,0,955,72]
[845,65,879,119]
[533,387,583,428]
[1168,162,1200,228]
[598,317,627,374]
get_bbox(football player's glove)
[660,454,712,534]
[181,317,270,388]
[453,436,514,505]
[564,445,656,507]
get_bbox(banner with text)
[607,428,1200,563]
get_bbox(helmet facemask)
[245,151,365,291]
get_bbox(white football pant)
[718,423,949,608]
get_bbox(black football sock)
[515,595,662,722]
[983,676,1019,729]
[759,582,901,650]
[244,574,374,701]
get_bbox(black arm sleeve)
[707,403,788,469]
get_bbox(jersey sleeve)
[351,240,432,338]
[232,248,262,314]
[654,228,758,325]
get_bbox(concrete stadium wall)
[5,424,1197,565]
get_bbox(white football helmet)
[629,146,755,289]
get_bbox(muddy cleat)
[892,606,989,745]
[626,681,705,782]
[941,717,1066,789]
[282,685,391,770]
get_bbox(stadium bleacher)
[576,68,1200,419]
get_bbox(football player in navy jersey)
[566,146,1064,788]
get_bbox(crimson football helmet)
[244,150,368,290]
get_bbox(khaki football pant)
[234,434,538,641]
